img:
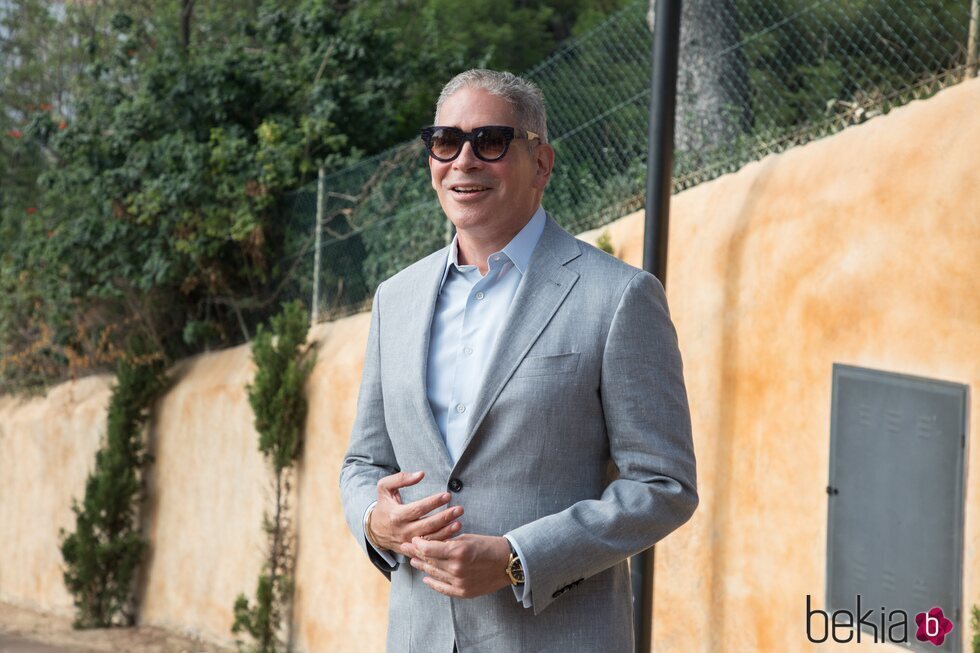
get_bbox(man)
[339,69,697,653]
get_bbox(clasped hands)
[368,470,512,599]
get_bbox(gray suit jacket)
[340,214,698,653]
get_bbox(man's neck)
[455,235,514,276]
[455,218,531,275]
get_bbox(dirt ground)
[0,602,233,653]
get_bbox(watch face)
[509,557,525,583]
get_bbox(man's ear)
[533,143,555,190]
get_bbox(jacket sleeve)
[505,270,699,615]
[339,284,400,577]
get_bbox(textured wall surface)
[0,374,113,614]
[0,78,976,651]
[637,77,977,652]
[136,344,272,642]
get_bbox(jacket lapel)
[405,248,456,470]
[451,214,582,468]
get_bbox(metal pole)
[311,166,325,327]
[644,0,681,285]
[968,0,979,78]
[632,0,682,651]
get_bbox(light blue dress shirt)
[365,205,546,609]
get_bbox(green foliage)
[733,0,968,131]
[345,0,633,145]
[247,300,316,472]
[0,0,660,395]
[351,147,447,290]
[235,300,314,651]
[596,229,614,255]
[33,3,357,310]
[58,343,168,628]
[232,575,275,653]
[972,604,980,653]
[2,1,380,392]
[0,0,77,393]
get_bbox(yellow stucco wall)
[638,76,978,652]
[0,374,113,613]
[0,78,977,651]
[0,318,393,649]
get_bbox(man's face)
[429,86,553,236]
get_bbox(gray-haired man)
[340,69,698,652]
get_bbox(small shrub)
[233,300,315,653]
[59,342,167,628]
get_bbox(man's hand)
[403,534,512,599]
[368,471,463,552]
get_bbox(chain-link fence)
[280,0,975,324]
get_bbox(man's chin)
[446,208,495,229]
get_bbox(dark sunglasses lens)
[474,127,508,160]
[429,128,462,160]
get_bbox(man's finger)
[413,508,463,540]
[399,540,418,559]
[377,471,424,497]
[407,504,462,535]
[410,556,455,585]
[412,535,454,560]
[421,574,464,598]
[400,491,452,521]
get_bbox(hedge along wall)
[0,77,978,652]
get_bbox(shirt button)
[456,403,466,413]
[475,291,485,300]
[447,478,463,493]
[493,255,501,261]
[463,346,473,355]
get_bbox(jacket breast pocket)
[511,352,580,379]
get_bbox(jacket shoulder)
[569,235,653,290]
[376,245,448,298]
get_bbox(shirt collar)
[439,205,547,291]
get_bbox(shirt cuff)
[503,534,533,609]
[363,501,399,567]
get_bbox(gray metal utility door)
[827,364,968,652]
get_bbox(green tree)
[0,0,640,395]
[58,344,168,628]
[233,300,315,652]
[4,1,386,391]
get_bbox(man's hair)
[436,69,549,144]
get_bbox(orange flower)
[26,207,37,215]
[59,120,67,130]
[40,103,52,112]
[6,129,23,139]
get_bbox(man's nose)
[452,140,483,170]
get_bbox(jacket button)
[447,478,463,493]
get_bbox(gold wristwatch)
[506,544,525,586]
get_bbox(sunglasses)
[420,125,540,162]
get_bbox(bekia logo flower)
[915,606,953,646]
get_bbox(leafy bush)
[233,300,315,652]
[59,342,167,628]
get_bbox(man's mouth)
[449,184,491,195]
